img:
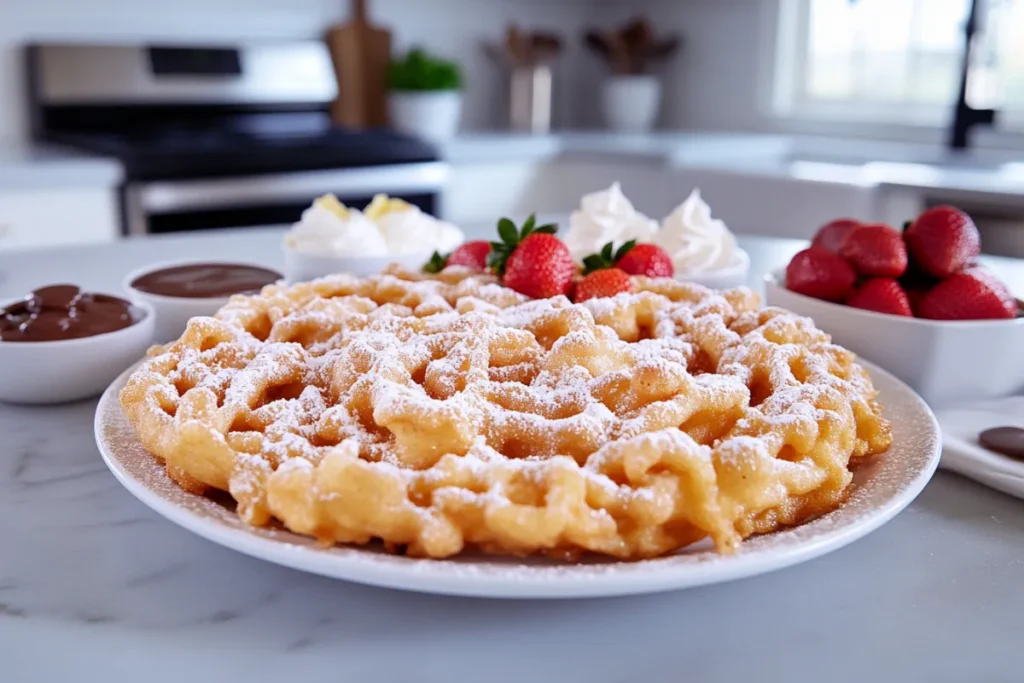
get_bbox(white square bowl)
[764,269,1024,407]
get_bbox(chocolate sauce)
[0,285,141,342]
[130,263,281,298]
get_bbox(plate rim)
[94,358,941,599]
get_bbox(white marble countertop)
[2,229,1024,683]
[0,144,123,189]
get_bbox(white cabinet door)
[537,161,881,239]
[0,188,118,251]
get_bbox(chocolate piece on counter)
[130,263,281,299]
[0,285,141,342]
[978,427,1024,461]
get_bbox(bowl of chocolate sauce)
[124,261,282,342]
[0,284,155,404]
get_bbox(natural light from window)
[782,0,1024,125]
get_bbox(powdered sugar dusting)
[114,268,903,569]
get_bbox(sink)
[788,152,1013,172]
[785,135,1023,172]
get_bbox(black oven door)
[123,162,448,235]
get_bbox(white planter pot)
[602,75,662,132]
[388,91,462,141]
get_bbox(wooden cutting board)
[326,0,391,128]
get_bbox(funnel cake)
[119,266,892,559]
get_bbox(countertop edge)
[442,131,1024,199]
[0,144,124,190]
[4,131,1024,199]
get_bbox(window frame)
[771,0,1024,131]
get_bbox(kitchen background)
[2,0,1024,254]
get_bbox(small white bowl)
[675,249,751,289]
[0,298,154,404]
[764,268,1024,407]
[123,260,282,343]
[283,248,432,284]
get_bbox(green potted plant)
[387,47,463,141]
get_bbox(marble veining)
[2,230,1024,682]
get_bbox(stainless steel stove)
[26,42,448,235]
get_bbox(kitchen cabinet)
[444,161,553,233]
[542,160,878,238]
[445,157,878,240]
[0,187,118,251]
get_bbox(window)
[776,0,1024,127]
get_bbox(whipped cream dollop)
[655,189,738,274]
[563,182,659,260]
[284,194,464,256]
[285,194,388,256]
[364,194,464,256]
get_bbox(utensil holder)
[509,65,552,134]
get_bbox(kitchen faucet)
[949,0,997,149]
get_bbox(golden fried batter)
[120,265,891,559]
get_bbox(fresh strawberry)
[581,240,674,277]
[504,234,575,298]
[905,288,928,316]
[785,247,857,302]
[838,223,908,277]
[847,278,913,316]
[618,244,673,277]
[573,268,632,302]
[488,214,574,299]
[423,241,493,273]
[811,218,860,254]
[917,268,1018,320]
[446,241,491,270]
[899,257,939,291]
[616,243,674,277]
[904,205,981,278]
[899,259,938,316]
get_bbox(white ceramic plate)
[95,360,940,599]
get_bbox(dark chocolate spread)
[130,263,281,298]
[0,284,141,342]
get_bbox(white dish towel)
[935,396,1024,499]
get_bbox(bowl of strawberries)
[765,206,1024,406]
